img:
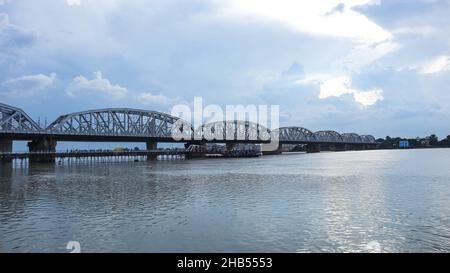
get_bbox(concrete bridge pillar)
[261,143,282,155]
[0,138,13,163]
[28,138,57,163]
[146,141,158,160]
[306,143,321,153]
[330,144,347,152]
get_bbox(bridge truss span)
[46,108,193,140]
[341,133,363,144]
[195,120,272,142]
[360,135,376,144]
[314,130,343,143]
[274,127,317,143]
[0,103,42,133]
[0,102,378,145]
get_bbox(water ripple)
[1,149,450,252]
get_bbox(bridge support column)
[330,144,347,152]
[306,143,321,153]
[28,138,57,163]
[0,138,13,163]
[261,143,282,155]
[146,141,158,160]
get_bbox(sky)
[1,0,450,141]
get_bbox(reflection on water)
[1,149,450,252]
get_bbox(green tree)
[429,134,439,146]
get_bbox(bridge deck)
[0,150,188,160]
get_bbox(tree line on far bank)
[376,135,450,149]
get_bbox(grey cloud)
[0,0,449,138]
[1,73,56,97]
[0,13,37,49]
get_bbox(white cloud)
[219,0,389,44]
[419,55,450,75]
[66,71,128,99]
[353,89,384,106]
[212,0,397,72]
[319,76,354,98]
[66,0,81,6]
[392,26,437,37]
[137,92,172,106]
[319,75,383,106]
[294,72,385,106]
[1,73,56,97]
[66,72,181,106]
[295,73,331,86]
[0,0,448,137]
[343,40,400,70]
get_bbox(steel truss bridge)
[1,102,377,161]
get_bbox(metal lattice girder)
[341,133,363,143]
[196,120,271,141]
[360,135,376,143]
[0,102,42,133]
[273,127,317,142]
[1,103,378,144]
[314,130,343,143]
[47,108,193,139]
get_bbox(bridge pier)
[146,141,158,160]
[0,138,13,163]
[352,144,365,150]
[329,144,347,152]
[306,143,321,153]
[28,138,57,163]
[261,143,282,155]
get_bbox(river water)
[1,149,450,253]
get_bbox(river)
[1,149,450,252]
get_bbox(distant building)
[399,140,409,148]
